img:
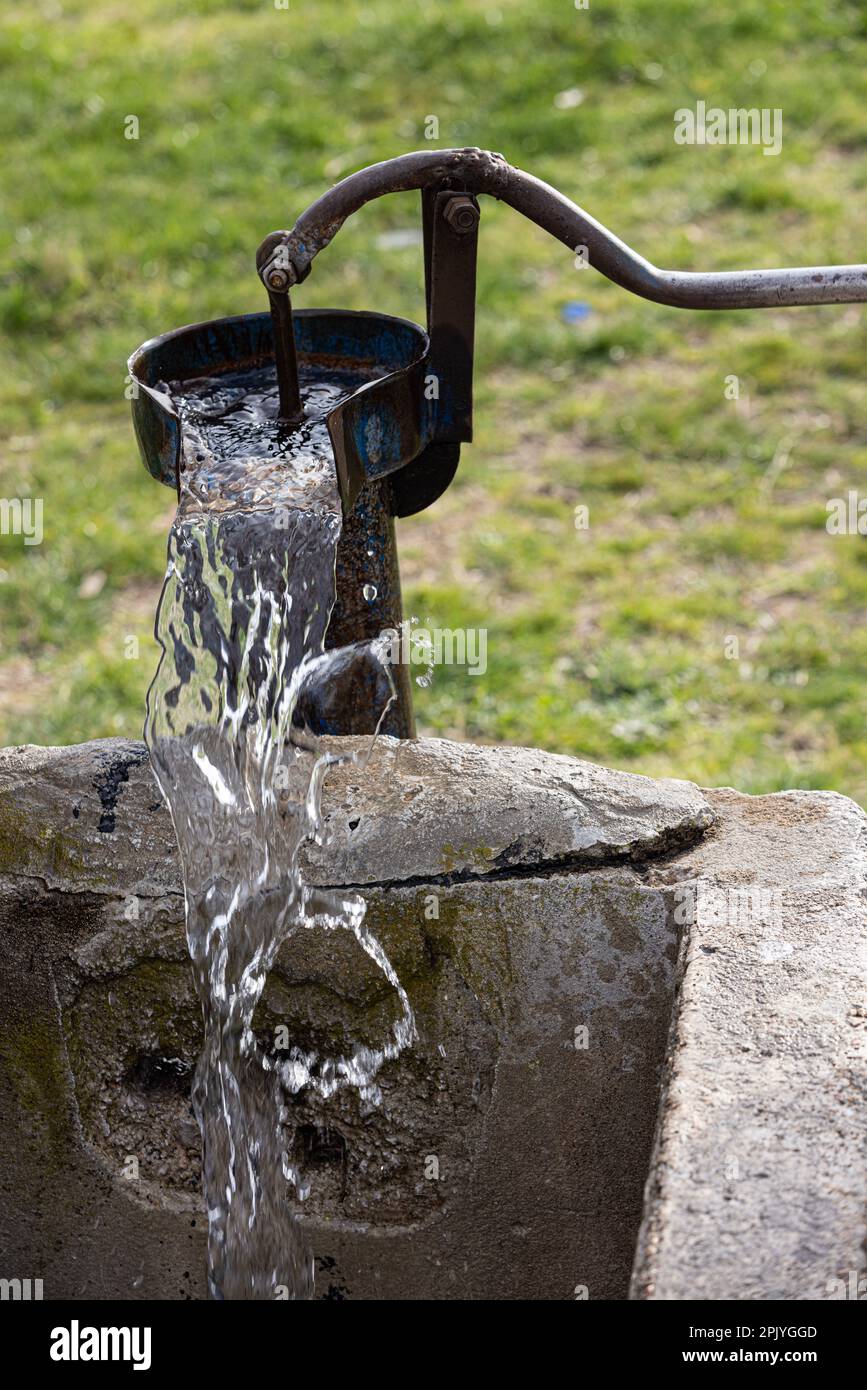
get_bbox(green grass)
[1,0,867,802]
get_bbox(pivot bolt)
[443,195,480,235]
[267,266,290,291]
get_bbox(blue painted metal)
[128,307,427,738]
[127,308,434,503]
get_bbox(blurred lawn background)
[1,0,867,800]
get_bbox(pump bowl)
[128,308,437,512]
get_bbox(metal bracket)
[389,189,479,518]
[425,190,479,443]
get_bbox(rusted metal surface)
[382,188,480,520]
[128,309,432,502]
[425,190,479,444]
[325,481,415,739]
[258,145,867,516]
[326,335,430,513]
[268,289,303,423]
[256,148,509,290]
[129,309,428,738]
[257,146,867,309]
[132,147,867,742]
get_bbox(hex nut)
[443,196,480,235]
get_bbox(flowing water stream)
[144,365,415,1300]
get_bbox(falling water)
[144,365,415,1300]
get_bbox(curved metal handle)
[257,146,867,310]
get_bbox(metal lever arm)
[257,147,867,309]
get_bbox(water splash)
[144,366,415,1300]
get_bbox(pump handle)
[257,147,867,310]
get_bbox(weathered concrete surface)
[630,787,867,1302]
[0,735,714,896]
[0,737,864,1301]
[304,735,716,884]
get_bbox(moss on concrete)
[0,1014,73,1170]
[0,793,97,883]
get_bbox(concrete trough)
[0,736,864,1300]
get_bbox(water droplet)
[363,584,377,601]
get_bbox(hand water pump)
[130,148,867,737]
